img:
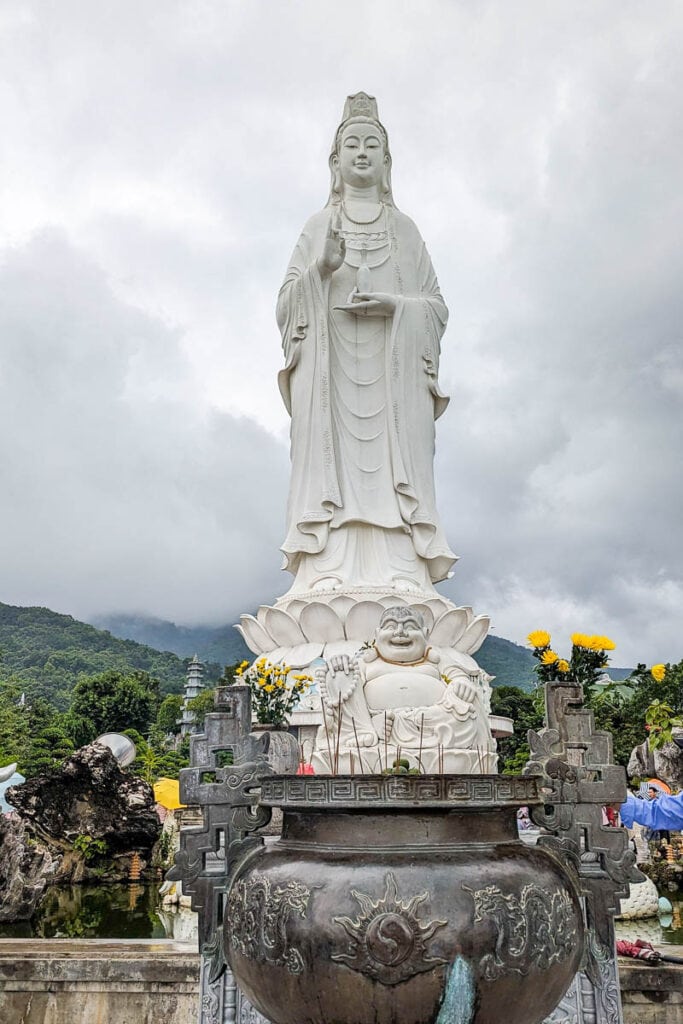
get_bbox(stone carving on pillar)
[168,685,290,1024]
[528,678,644,1024]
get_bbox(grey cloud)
[0,231,289,623]
[0,1,681,665]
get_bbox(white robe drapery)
[277,205,456,593]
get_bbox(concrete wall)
[622,960,683,1024]
[0,939,199,1024]
[1,939,683,1024]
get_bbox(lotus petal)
[237,616,272,655]
[256,605,271,626]
[437,648,480,674]
[263,607,306,647]
[281,642,324,668]
[282,599,306,619]
[299,602,345,643]
[457,615,490,654]
[378,595,407,607]
[254,646,287,665]
[344,601,385,642]
[430,608,469,647]
[329,595,355,619]
[411,604,435,631]
[425,598,449,616]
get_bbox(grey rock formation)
[7,742,160,853]
[0,814,58,921]
[0,743,161,921]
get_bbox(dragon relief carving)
[464,882,578,982]
[226,873,311,975]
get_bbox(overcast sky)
[1,1,681,667]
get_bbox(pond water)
[615,903,683,947]
[0,883,198,942]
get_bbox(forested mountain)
[92,613,250,666]
[0,603,191,709]
[477,634,536,688]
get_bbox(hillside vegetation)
[0,603,190,708]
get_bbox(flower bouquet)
[234,657,312,728]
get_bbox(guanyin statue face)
[374,608,428,664]
[333,121,387,190]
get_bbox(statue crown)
[343,92,379,121]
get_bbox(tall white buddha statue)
[235,96,508,768]
[277,92,456,599]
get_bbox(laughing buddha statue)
[311,606,496,774]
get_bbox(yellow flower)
[235,667,243,677]
[527,630,551,649]
[570,633,589,648]
[264,684,275,693]
[651,664,666,683]
[541,650,559,666]
[588,635,616,652]
[257,677,267,687]
[557,659,570,673]
[239,660,249,669]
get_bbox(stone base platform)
[0,939,198,1024]
[1,939,683,1024]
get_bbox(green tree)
[155,694,183,736]
[490,686,543,775]
[68,670,160,743]
[186,688,216,729]
[0,681,75,777]
[0,679,31,768]
[591,662,683,768]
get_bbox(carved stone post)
[530,679,643,1024]
[168,685,294,1024]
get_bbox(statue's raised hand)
[317,212,346,278]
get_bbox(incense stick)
[334,695,343,775]
[351,717,364,775]
[417,712,425,774]
[321,696,333,774]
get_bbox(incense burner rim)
[258,772,542,809]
